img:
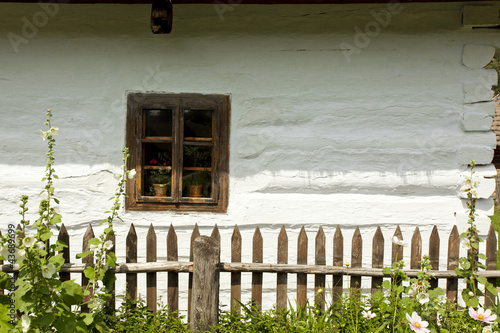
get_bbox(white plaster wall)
[0,1,499,314]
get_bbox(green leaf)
[382,267,392,275]
[477,276,488,285]
[82,312,94,326]
[106,252,117,267]
[103,269,116,291]
[382,280,391,289]
[478,253,487,260]
[88,238,100,246]
[49,253,65,269]
[486,283,499,296]
[76,251,93,259]
[84,266,95,280]
[54,198,60,204]
[61,280,84,305]
[40,230,53,241]
[53,311,78,333]
[50,213,62,225]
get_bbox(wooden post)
[332,225,343,303]
[58,224,70,283]
[410,227,422,270]
[276,225,288,311]
[315,226,326,310]
[447,226,459,302]
[191,236,220,332]
[126,224,137,301]
[146,224,157,312]
[188,224,200,324]
[231,225,242,313]
[167,224,179,316]
[297,226,308,309]
[371,227,384,294]
[428,226,440,289]
[485,225,497,308]
[81,224,94,313]
[252,226,263,310]
[350,227,362,290]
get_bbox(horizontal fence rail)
[2,222,499,331]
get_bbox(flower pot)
[188,185,203,197]
[153,184,168,197]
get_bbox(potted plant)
[149,157,171,197]
[184,172,210,197]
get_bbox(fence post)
[191,235,220,332]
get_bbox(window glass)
[184,110,212,138]
[145,109,172,137]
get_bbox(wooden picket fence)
[2,222,500,331]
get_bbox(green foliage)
[102,297,189,332]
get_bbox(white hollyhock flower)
[23,236,35,248]
[89,244,99,252]
[113,173,122,181]
[50,127,59,136]
[127,169,136,179]
[461,239,471,250]
[16,249,26,262]
[104,240,113,251]
[21,314,31,332]
[40,130,49,140]
[42,263,56,279]
[35,241,45,251]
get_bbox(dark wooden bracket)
[151,0,173,34]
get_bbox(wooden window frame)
[125,92,230,212]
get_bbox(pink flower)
[150,159,158,165]
[406,312,430,333]
[469,307,497,324]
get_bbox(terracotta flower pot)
[153,184,168,197]
[188,185,203,197]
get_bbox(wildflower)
[16,249,26,262]
[35,241,45,251]
[42,263,56,279]
[392,236,407,247]
[406,312,430,333]
[362,310,376,319]
[23,236,35,248]
[113,173,122,181]
[462,239,471,250]
[21,314,31,332]
[0,246,12,261]
[469,307,497,325]
[150,159,158,165]
[104,240,113,251]
[89,243,99,252]
[53,207,60,214]
[127,169,136,179]
[40,130,49,140]
[483,326,493,333]
[418,293,430,305]
[50,126,59,136]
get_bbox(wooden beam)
[0,0,481,4]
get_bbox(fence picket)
[167,224,179,316]
[105,229,116,311]
[297,226,308,308]
[315,226,326,309]
[332,225,343,303]
[429,226,440,289]
[411,227,422,270]
[372,227,384,294]
[188,224,200,324]
[146,224,157,312]
[447,225,460,302]
[277,225,288,311]
[230,225,241,313]
[252,226,263,310]
[351,227,362,290]
[392,226,403,264]
[126,224,138,301]
[211,224,220,244]
[58,224,70,283]
[485,225,497,308]
[81,224,94,313]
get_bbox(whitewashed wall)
[0,1,499,314]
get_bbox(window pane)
[143,143,172,197]
[144,170,172,197]
[145,109,172,137]
[184,110,212,138]
[182,170,211,198]
[183,145,212,168]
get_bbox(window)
[125,93,230,212]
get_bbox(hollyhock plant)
[406,312,430,333]
[469,307,497,325]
